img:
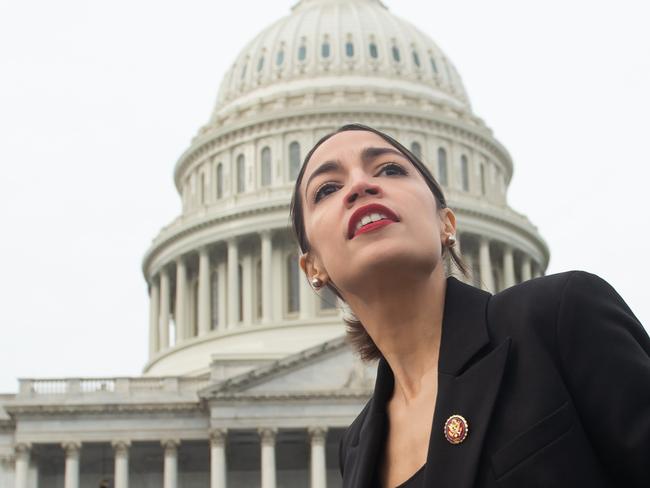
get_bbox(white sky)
[1,0,648,393]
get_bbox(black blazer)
[338,271,650,487]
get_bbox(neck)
[344,263,447,405]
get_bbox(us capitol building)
[0,0,549,486]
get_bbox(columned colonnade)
[13,427,330,488]
[148,229,314,358]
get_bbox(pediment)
[199,335,378,399]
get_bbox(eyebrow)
[304,146,406,198]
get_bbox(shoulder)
[485,270,616,344]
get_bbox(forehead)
[301,130,397,186]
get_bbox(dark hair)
[289,123,470,361]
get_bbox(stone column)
[198,247,212,336]
[217,261,227,330]
[159,268,171,349]
[308,427,327,488]
[14,443,30,488]
[242,254,253,325]
[227,238,239,327]
[258,428,277,488]
[260,230,273,324]
[503,245,516,289]
[210,429,227,488]
[521,256,532,282]
[112,441,130,488]
[175,257,188,341]
[479,237,495,293]
[63,442,81,488]
[149,279,160,357]
[162,440,180,488]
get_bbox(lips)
[347,203,400,239]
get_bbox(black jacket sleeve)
[556,271,650,486]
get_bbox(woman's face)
[299,130,455,296]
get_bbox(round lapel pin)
[444,414,469,444]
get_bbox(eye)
[377,162,408,176]
[314,182,340,203]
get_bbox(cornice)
[4,401,204,417]
[200,335,348,397]
[209,389,372,401]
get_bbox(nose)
[344,176,382,207]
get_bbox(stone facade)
[1,0,548,486]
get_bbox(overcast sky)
[1,0,648,393]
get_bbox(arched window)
[410,142,422,159]
[210,270,219,330]
[298,45,307,61]
[321,41,330,58]
[437,148,448,186]
[392,45,401,62]
[430,57,438,74]
[257,56,264,72]
[276,50,284,66]
[236,154,245,193]
[286,253,299,314]
[461,155,470,191]
[216,163,223,199]
[345,41,354,57]
[480,164,486,195]
[289,141,301,180]
[369,42,378,59]
[412,50,421,67]
[261,146,272,187]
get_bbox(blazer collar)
[345,276,511,488]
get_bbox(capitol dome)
[142,0,549,377]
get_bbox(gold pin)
[444,414,469,444]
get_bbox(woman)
[289,123,650,488]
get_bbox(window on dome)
[412,51,421,67]
[321,42,330,58]
[410,142,422,159]
[216,163,223,199]
[289,141,301,180]
[287,253,299,314]
[236,154,245,193]
[430,57,438,74]
[345,41,354,57]
[392,46,401,62]
[369,42,378,59]
[261,146,272,187]
[210,270,219,330]
[199,173,205,204]
[276,50,284,66]
[461,155,470,191]
[480,164,486,195]
[437,148,448,186]
[298,45,307,61]
[257,56,264,72]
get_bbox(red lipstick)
[347,203,399,240]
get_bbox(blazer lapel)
[422,276,511,488]
[343,276,511,488]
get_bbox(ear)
[299,251,329,284]
[439,208,457,238]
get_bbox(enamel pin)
[444,414,469,444]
